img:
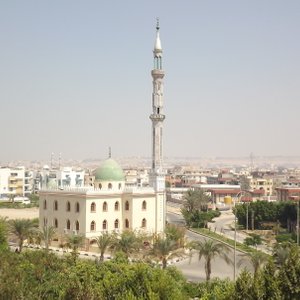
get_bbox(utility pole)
[251,210,254,231]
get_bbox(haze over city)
[1,1,300,163]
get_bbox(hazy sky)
[1,1,300,162]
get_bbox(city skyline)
[1,1,300,162]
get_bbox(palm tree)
[40,226,56,250]
[182,189,210,213]
[96,232,115,262]
[111,230,142,258]
[9,219,36,252]
[150,236,182,269]
[238,251,269,277]
[192,239,232,281]
[66,234,85,261]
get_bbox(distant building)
[0,166,32,197]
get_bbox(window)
[114,219,119,229]
[99,183,102,189]
[75,221,79,231]
[118,183,122,190]
[91,202,96,212]
[103,201,108,212]
[125,219,129,229]
[76,202,80,213]
[114,201,119,211]
[90,221,96,231]
[125,201,129,211]
[67,219,70,230]
[66,201,71,212]
[142,200,147,210]
[141,218,147,228]
[102,220,107,230]
[44,200,47,210]
[108,183,112,189]
[54,218,58,228]
[54,200,58,211]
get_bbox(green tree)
[9,218,37,252]
[182,189,210,213]
[261,260,281,300]
[165,223,186,248]
[95,232,115,262]
[66,234,85,261]
[243,233,263,249]
[192,239,232,281]
[39,226,56,250]
[111,230,142,258]
[234,270,254,300]
[0,217,8,251]
[238,251,269,277]
[150,236,180,269]
[278,244,300,299]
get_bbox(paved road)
[167,211,252,282]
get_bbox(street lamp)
[233,191,243,281]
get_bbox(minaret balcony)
[150,114,165,121]
[151,69,165,78]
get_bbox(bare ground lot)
[0,208,39,219]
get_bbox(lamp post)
[233,191,243,281]
[297,195,299,246]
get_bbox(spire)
[154,18,162,52]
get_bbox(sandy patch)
[0,208,39,220]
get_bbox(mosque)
[39,21,167,241]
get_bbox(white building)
[39,22,167,240]
[0,166,32,197]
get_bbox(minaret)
[149,19,165,192]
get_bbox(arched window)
[99,183,102,189]
[141,218,147,228]
[142,200,147,210]
[114,201,119,211]
[90,221,96,231]
[103,201,108,212]
[102,220,107,230]
[66,201,71,212]
[108,183,112,189]
[66,219,70,230]
[76,202,80,213]
[125,219,129,229]
[54,218,58,228]
[54,200,58,211]
[91,202,96,212]
[43,200,47,210]
[114,219,119,229]
[75,221,79,231]
[118,183,122,190]
[125,201,129,211]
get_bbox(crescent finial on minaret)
[156,17,160,31]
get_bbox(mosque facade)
[39,22,166,240]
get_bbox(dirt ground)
[0,207,39,220]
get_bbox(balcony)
[149,114,165,121]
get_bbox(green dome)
[94,158,125,181]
